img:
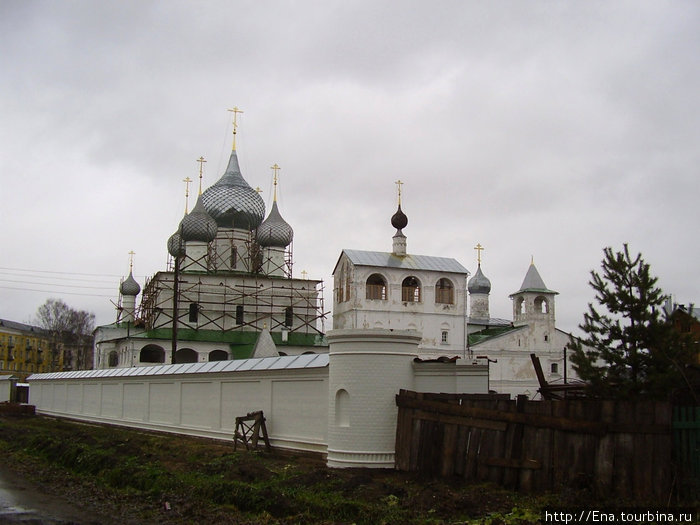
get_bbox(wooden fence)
[672,405,700,491]
[395,390,674,500]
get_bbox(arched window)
[235,305,244,325]
[344,263,352,302]
[435,278,454,304]
[516,297,525,315]
[209,350,229,361]
[139,344,165,363]
[534,296,549,314]
[108,351,118,367]
[401,276,421,302]
[366,274,387,300]
[335,389,350,427]
[175,348,198,363]
[551,362,559,374]
[285,307,294,327]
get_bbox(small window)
[285,307,293,328]
[188,302,199,323]
[235,305,244,325]
[441,330,449,344]
[551,363,559,374]
[544,334,549,342]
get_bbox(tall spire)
[196,156,207,195]
[271,163,281,202]
[227,106,244,151]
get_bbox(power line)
[0,286,116,298]
[0,266,125,278]
[0,279,115,291]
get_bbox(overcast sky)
[1,1,698,336]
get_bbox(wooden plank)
[454,425,469,477]
[440,423,458,477]
[613,400,635,498]
[465,427,481,480]
[594,399,616,495]
[481,457,541,469]
[396,394,609,434]
[411,409,507,431]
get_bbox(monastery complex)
[26,116,582,466]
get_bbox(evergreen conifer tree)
[569,244,693,400]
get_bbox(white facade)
[468,262,582,398]
[333,250,469,356]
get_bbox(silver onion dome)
[180,195,218,243]
[201,151,265,230]
[120,271,141,296]
[468,265,491,295]
[167,231,186,257]
[256,200,294,248]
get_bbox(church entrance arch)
[139,344,165,364]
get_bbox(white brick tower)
[326,328,420,468]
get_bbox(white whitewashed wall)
[29,364,329,454]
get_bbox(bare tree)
[35,299,95,370]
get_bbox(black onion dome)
[201,150,265,230]
[120,271,141,296]
[180,195,218,242]
[167,231,186,257]
[391,204,408,230]
[256,201,294,248]
[468,265,491,294]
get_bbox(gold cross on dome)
[183,176,193,213]
[227,106,244,151]
[271,163,280,201]
[301,270,308,280]
[395,179,403,205]
[474,243,484,265]
[128,250,135,271]
[196,156,207,195]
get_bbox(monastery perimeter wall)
[28,329,489,467]
[28,357,330,454]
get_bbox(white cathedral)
[94,117,579,399]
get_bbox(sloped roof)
[468,325,523,346]
[334,249,469,275]
[510,263,558,296]
[0,319,47,335]
[28,353,329,381]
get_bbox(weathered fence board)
[395,390,676,500]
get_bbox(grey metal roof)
[0,319,47,335]
[511,263,558,296]
[339,249,469,275]
[27,353,329,381]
